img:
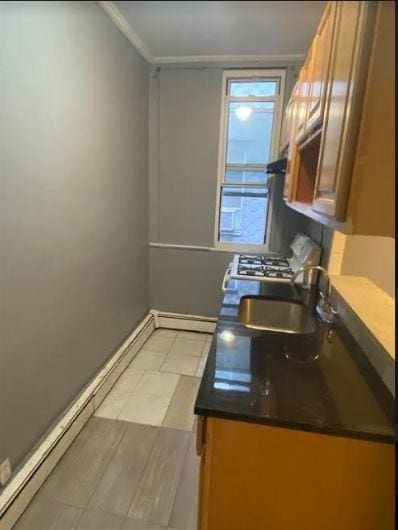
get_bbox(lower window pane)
[219,186,269,245]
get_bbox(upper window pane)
[229,80,277,97]
[226,101,275,165]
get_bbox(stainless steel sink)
[238,296,318,334]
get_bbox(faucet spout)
[291,266,336,324]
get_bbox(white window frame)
[214,69,286,253]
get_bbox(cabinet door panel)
[313,1,365,217]
[306,3,336,132]
[295,50,312,144]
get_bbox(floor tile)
[75,509,124,530]
[95,387,132,420]
[153,329,178,339]
[14,498,82,530]
[128,428,189,526]
[168,434,200,530]
[143,335,175,354]
[176,331,207,342]
[88,423,158,517]
[201,340,211,357]
[162,376,200,431]
[118,392,170,426]
[195,356,207,378]
[114,368,144,391]
[134,371,180,399]
[168,338,204,358]
[160,354,199,376]
[123,519,166,530]
[130,350,167,371]
[39,418,126,508]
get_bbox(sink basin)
[238,296,318,334]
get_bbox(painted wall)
[0,2,149,470]
[148,63,310,316]
[328,233,394,298]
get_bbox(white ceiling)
[106,1,327,64]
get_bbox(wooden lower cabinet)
[197,417,394,530]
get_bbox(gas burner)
[262,257,290,268]
[239,255,264,266]
[263,268,294,279]
[237,265,266,277]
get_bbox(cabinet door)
[313,1,374,218]
[279,97,293,154]
[283,82,300,201]
[294,50,312,144]
[306,2,336,132]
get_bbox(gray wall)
[0,2,149,470]
[148,63,310,316]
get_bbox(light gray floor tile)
[88,423,158,516]
[168,338,204,358]
[162,376,200,431]
[95,387,132,420]
[118,392,170,426]
[160,354,199,376]
[176,331,206,342]
[143,335,175,354]
[128,428,189,526]
[201,340,211,357]
[14,498,82,530]
[40,418,126,508]
[134,371,179,399]
[113,368,145,391]
[194,357,207,378]
[169,434,200,530]
[152,329,178,339]
[123,519,166,530]
[130,350,168,371]
[75,509,124,530]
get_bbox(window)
[214,70,286,251]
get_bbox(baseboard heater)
[0,313,155,530]
[151,309,217,334]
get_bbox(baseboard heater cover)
[151,309,217,333]
[0,312,155,530]
[0,309,216,529]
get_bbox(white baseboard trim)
[0,312,155,530]
[151,309,217,334]
[0,309,216,529]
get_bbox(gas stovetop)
[236,255,294,280]
[238,255,290,268]
[227,235,321,285]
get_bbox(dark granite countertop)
[194,279,395,443]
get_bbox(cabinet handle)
[196,416,206,456]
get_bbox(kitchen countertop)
[194,279,394,443]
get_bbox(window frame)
[214,69,286,252]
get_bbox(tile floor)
[14,329,212,530]
[95,330,211,430]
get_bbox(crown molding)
[152,53,305,65]
[98,1,154,63]
[99,1,305,67]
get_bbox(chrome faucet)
[291,266,337,324]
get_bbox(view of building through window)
[216,72,284,249]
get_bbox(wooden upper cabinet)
[283,81,300,201]
[312,1,375,218]
[294,50,312,144]
[306,2,336,133]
